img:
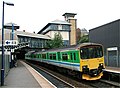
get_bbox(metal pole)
[12,24,14,40]
[11,24,14,68]
[1,1,5,86]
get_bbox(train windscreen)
[80,45,103,59]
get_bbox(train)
[25,43,105,80]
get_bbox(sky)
[0,0,120,33]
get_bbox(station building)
[0,23,51,59]
[89,19,120,68]
[38,13,77,46]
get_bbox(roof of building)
[4,22,20,29]
[62,13,77,17]
[50,19,71,25]
[0,29,51,40]
[5,22,18,26]
[38,19,71,34]
[81,28,88,32]
[16,31,51,39]
[89,19,120,31]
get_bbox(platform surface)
[103,66,120,74]
[1,60,55,88]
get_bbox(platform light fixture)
[1,1,14,86]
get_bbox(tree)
[78,35,89,43]
[46,32,63,48]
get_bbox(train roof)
[25,51,36,55]
[35,43,102,54]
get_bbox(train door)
[107,47,118,67]
[70,51,78,70]
[57,52,61,61]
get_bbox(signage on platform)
[107,47,118,51]
[5,40,18,46]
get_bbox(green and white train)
[25,43,105,80]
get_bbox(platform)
[103,66,120,74]
[1,60,56,88]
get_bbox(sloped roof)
[4,22,20,29]
[16,31,51,39]
[62,13,77,17]
[5,22,18,26]
[50,19,71,25]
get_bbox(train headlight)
[82,65,88,69]
[99,63,103,66]
[82,65,89,74]
[98,63,104,71]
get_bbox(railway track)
[25,60,120,88]
[30,64,74,88]
[26,60,90,88]
[83,80,120,88]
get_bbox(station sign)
[107,47,118,51]
[5,40,18,46]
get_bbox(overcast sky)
[0,0,120,33]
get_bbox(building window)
[58,25,62,30]
[63,40,69,46]
[50,24,58,30]
[62,25,70,30]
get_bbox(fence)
[0,50,11,82]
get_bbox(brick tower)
[63,13,77,45]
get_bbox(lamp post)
[11,23,14,68]
[12,24,14,40]
[1,1,14,86]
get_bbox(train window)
[80,45,103,59]
[37,55,38,58]
[49,54,52,59]
[62,53,68,60]
[70,53,73,60]
[74,53,76,60]
[42,54,46,59]
[53,54,56,60]
[34,55,36,58]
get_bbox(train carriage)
[25,43,105,80]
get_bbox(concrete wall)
[45,31,70,41]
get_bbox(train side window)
[34,55,36,58]
[37,54,38,58]
[49,54,52,59]
[42,54,46,59]
[53,54,56,60]
[38,55,39,58]
[70,53,73,60]
[62,53,68,60]
[74,53,76,60]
